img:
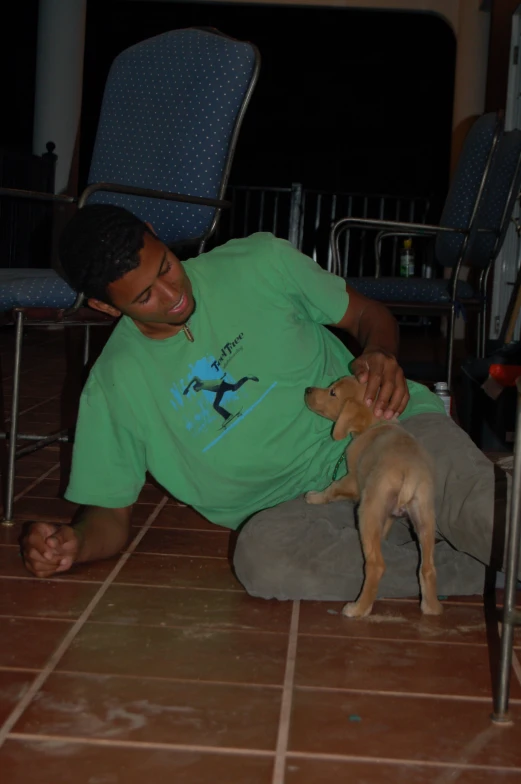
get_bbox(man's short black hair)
[59,204,152,303]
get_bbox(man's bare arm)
[21,504,133,578]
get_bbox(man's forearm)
[356,300,399,357]
[337,284,408,415]
[71,505,132,563]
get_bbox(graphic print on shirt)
[183,373,259,424]
[169,334,277,452]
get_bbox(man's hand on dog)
[352,349,409,419]
[21,522,81,578]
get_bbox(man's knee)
[233,507,295,600]
[234,497,377,602]
[401,413,498,567]
[401,413,492,474]
[401,413,494,502]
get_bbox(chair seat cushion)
[0,269,77,311]
[345,276,477,304]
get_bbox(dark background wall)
[81,1,456,202]
[1,0,39,153]
[2,1,456,206]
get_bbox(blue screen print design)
[170,355,277,452]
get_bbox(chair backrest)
[435,112,503,267]
[87,27,259,247]
[465,128,521,269]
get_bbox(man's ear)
[332,399,372,440]
[87,298,120,319]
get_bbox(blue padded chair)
[0,27,260,523]
[330,113,521,389]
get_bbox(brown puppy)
[305,376,443,618]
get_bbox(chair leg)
[479,266,492,359]
[477,293,488,359]
[479,303,487,358]
[476,308,483,360]
[446,305,456,392]
[492,381,521,723]
[83,325,90,367]
[2,311,24,526]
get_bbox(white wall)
[33,0,86,193]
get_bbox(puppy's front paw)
[342,601,373,619]
[421,597,444,616]
[305,491,327,504]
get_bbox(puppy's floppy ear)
[332,399,372,440]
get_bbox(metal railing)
[210,182,433,275]
[303,189,431,276]
[211,183,302,248]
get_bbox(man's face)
[89,231,195,333]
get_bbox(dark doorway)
[81,1,456,206]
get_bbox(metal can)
[433,382,451,416]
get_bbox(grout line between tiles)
[298,596,518,609]
[0,574,106,585]
[0,614,74,625]
[135,550,227,560]
[134,526,230,533]
[0,497,168,750]
[7,731,275,757]
[380,597,493,608]
[75,619,291,636]
[15,466,61,480]
[512,649,521,688]
[0,666,284,689]
[497,620,521,691]
[429,725,510,784]
[297,632,489,648]
[0,613,291,637]
[272,600,300,784]
[17,393,60,419]
[5,662,518,704]
[42,670,286,689]
[0,573,244,592]
[286,750,521,773]
[296,684,521,704]
[107,581,242,592]
[13,463,61,503]
[3,394,60,422]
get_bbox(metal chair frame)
[493,377,521,724]
[329,115,517,391]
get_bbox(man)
[21,204,502,599]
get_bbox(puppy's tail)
[406,478,436,533]
[394,469,415,511]
[397,466,433,511]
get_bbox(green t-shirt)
[65,232,444,528]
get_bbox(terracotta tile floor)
[0,325,520,783]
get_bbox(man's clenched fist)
[21,522,82,578]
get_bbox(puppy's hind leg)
[408,486,443,616]
[342,493,388,618]
[306,473,359,505]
